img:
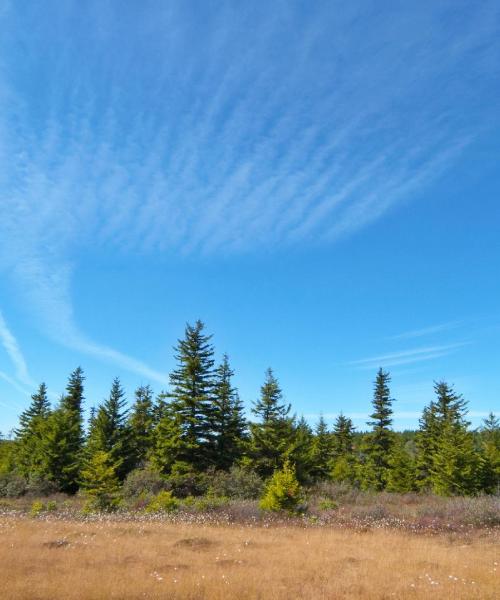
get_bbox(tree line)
[2,320,499,499]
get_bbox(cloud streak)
[349,342,469,369]
[0,310,34,387]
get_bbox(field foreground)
[1,516,498,599]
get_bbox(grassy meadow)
[1,494,499,600]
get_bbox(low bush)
[260,461,305,514]
[29,500,45,517]
[207,466,264,499]
[0,473,27,498]
[122,468,167,499]
[145,490,179,513]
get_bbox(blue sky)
[0,0,499,434]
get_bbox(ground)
[1,515,498,599]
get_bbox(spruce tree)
[129,385,155,469]
[288,416,314,483]
[417,382,479,495]
[386,439,416,493]
[249,368,294,477]
[479,413,500,494]
[149,405,185,474]
[211,355,247,470]
[80,450,121,511]
[42,368,85,492]
[330,413,356,483]
[86,378,132,480]
[309,415,333,480]
[168,320,215,470]
[360,369,395,490]
[15,383,51,479]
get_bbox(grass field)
[1,515,498,599]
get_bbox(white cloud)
[0,310,34,387]
[349,343,469,369]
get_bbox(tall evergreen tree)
[168,320,215,470]
[360,369,395,490]
[309,415,333,480]
[417,382,478,495]
[479,413,500,494]
[129,385,155,468]
[42,368,85,492]
[249,368,294,477]
[86,378,132,480]
[15,383,51,479]
[330,413,356,483]
[386,439,416,493]
[211,355,247,470]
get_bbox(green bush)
[145,490,179,513]
[318,498,338,511]
[207,466,264,499]
[46,500,57,511]
[259,460,304,514]
[0,473,27,498]
[122,468,167,499]
[29,500,45,517]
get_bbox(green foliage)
[128,385,155,469]
[80,450,121,511]
[309,415,333,480]
[145,490,179,513]
[211,355,247,470]
[167,320,216,471]
[318,498,338,510]
[30,500,45,517]
[122,467,167,499]
[0,472,27,497]
[206,466,264,499]
[259,460,304,513]
[386,440,416,493]
[361,369,395,490]
[249,369,295,477]
[85,378,132,480]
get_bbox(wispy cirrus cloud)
[389,320,464,341]
[349,342,469,370]
[0,1,498,378]
[0,310,34,387]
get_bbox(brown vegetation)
[1,515,498,599]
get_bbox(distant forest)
[1,320,499,502]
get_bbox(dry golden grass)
[1,516,498,599]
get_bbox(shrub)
[46,500,57,511]
[318,498,338,511]
[26,476,58,497]
[0,473,27,498]
[260,460,305,514]
[122,468,167,499]
[207,466,264,500]
[29,500,45,517]
[145,490,179,513]
[164,471,208,498]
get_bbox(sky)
[0,0,499,434]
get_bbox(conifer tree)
[330,413,356,483]
[129,385,155,468]
[211,355,247,470]
[15,383,51,479]
[86,378,132,480]
[168,320,215,470]
[386,439,416,493]
[249,368,294,477]
[80,450,121,511]
[288,416,314,482]
[479,413,500,494]
[41,368,85,492]
[360,369,395,490]
[309,415,333,480]
[149,405,185,474]
[39,403,82,492]
[417,382,479,495]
